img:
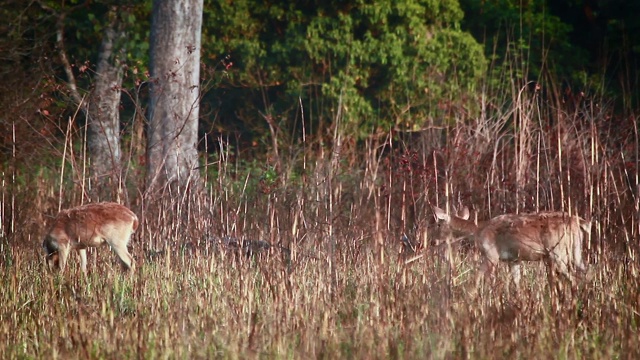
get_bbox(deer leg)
[109,242,135,273]
[78,248,88,275]
[571,237,589,283]
[509,262,522,292]
[46,252,59,272]
[573,240,586,273]
[545,257,568,305]
[58,244,71,273]
[476,258,496,294]
[550,250,575,285]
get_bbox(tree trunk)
[50,5,127,201]
[87,11,125,200]
[147,0,203,193]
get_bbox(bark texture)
[87,12,126,198]
[147,0,203,193]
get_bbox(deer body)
[43,202,138,274]
[433,206,590,288]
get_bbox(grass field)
[1,223,638,359]
[2,154,639,359]
[1,93,639,359]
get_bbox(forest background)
[1,0,640,358]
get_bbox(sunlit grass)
[1,86,639,358]
[1,230,639,359]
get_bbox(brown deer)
[432,205,590,290]
[42,202,138,274]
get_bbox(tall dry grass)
[1,87,639,359]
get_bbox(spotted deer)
[432,205,590,290]
[42,202,138,274]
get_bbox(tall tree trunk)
[147,0,203,193]
[88,10,126,200]
[49,4,127,202]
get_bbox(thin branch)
[55,13,85,109]
[38,0,90,111]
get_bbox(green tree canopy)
[202,0,486,144]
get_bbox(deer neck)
[449,216,479,235]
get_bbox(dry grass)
[1,229,639,359]
[1,94,639,359]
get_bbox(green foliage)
[202,0,486,141]
[460,0,586,85]
[63,1,150,88]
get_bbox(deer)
[432,205,591,291]
[42,202,138,275]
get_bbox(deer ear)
[432,206,450,221]
[458,206,470,220]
